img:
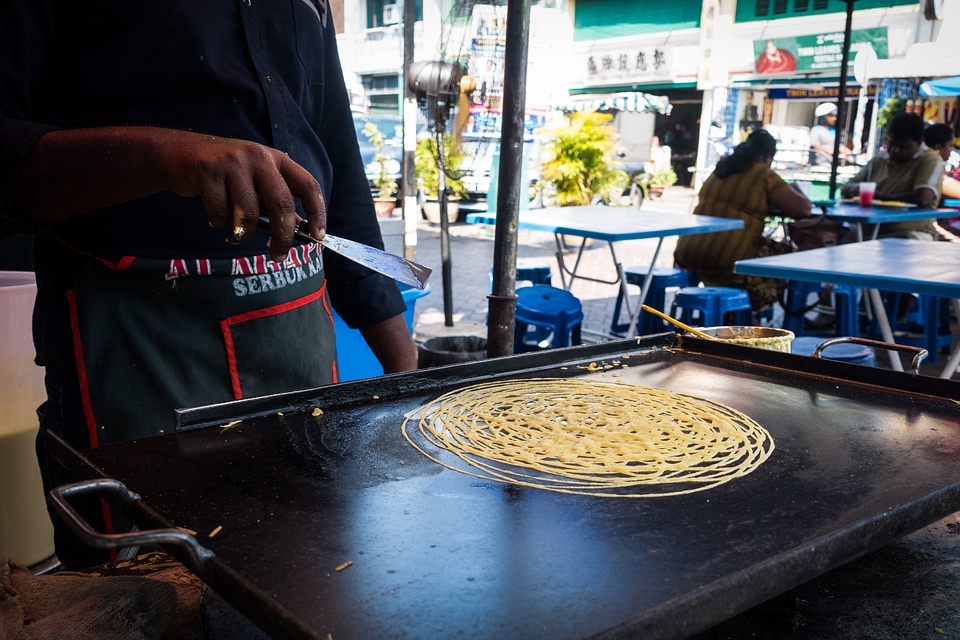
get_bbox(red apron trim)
[66,290,100,448]
[219,282,328,399]
[321,291,339,383]
[53,236,135,271]
[101,499,118,562]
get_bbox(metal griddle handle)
[807,336,928,375]
[49,478,214,567]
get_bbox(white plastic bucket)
[0,271,55,566]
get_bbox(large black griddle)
[47,335,960,640]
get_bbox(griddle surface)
[69,342,960,640]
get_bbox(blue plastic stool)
[791,337,877,367]
[670,286,753,327]
[488,260,552,292]
[868,292,952,364]
[781,281,860,337]
[514,285,583,352]
[610,266,690,336]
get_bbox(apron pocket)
[221,286,337,399]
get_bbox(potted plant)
[362,121,400,217]
[415,133,468,224]
[638,163,678,199]
[540,110,628,245]
[540,110,629,208]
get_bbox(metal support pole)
[402,0,418,261]
[829,0,857,200]
[436,126,454,327]
[487,0,532,358]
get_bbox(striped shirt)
[674,163,791,274]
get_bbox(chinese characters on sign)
[579,44,673,88]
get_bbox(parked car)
[458,134,544,208]
[353,113,403,192]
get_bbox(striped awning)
[554,91,671,115]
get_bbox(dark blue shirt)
[0,0,404,327]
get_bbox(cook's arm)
[359,315,419,373]
[16,126,325,262]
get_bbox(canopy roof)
[554,91,671,115]
[920,76,960,97]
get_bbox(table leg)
[868,288,904,372]
[939,299,960,379]
[551,233,622,292]
[623,239,667,332]
[552,233,570,290]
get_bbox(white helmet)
[815,103,838,118]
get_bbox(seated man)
[841,112,944,241]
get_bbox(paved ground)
[400,187,960,639]
[410,187,696,343]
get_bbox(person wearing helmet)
[809,103,852,167]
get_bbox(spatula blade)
[258,216,432,290]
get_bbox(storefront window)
[737,0,913,22]
[366,0,422,29]
[362,74,400,115]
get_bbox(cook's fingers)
[254,181,299,262]
[279,158,326,241]
[201,187,231,230]
[263,210,296,263]
[227,174,261,244]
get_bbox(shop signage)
[464,4,546,136]
[576,42,674,88]
[767,85,877,100]
[753,28,888,75]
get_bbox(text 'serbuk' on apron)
[43,236,338,449]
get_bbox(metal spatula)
[258,216,432,290]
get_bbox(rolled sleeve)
[0,118,57,232]
[913,150,944,197]
[327,270,407,329]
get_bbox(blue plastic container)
[333,283,431,381]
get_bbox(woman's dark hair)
[924,123,955,149]
[713,129,777,179]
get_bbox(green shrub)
[540,111,629,207]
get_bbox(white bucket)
[0,271,55,566]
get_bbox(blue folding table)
[466,206,744,332]
[816,201,957,241]
[735,238,960,377]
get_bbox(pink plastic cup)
[859,182,876,208]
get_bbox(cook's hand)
[157,130,326,262]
